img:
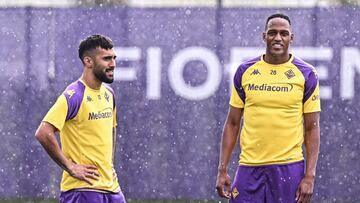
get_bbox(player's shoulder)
[102,84,116,108]
[291,56,318,82]
[103,83,115,97]
[291,56,317,74]
[63,80,86,101]
[234,55,262,79]
[238,55,262,70]
[61,80,87,120]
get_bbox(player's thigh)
[230,165,265,203]
[266,161,304,203]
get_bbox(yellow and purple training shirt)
[230,55,321,166]
[43,79,119,193]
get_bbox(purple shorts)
[230,161,304,203]
[60,189,126,203]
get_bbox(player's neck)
[264,53,291,65]
[80,72,102,90]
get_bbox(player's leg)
[265,161,305,203]
[59,190,80,203]
[230,165,266,203]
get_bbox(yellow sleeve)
[229,84,244,108]
[304,81,321,113]
[43,95,68,131]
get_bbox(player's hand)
[295,175,314,203]
[67,162,100,185]
[215,171,232,199]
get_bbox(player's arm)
[35,121,100,185]
[216,106,243,199]
[111,104,118,180]
[35,122,72,171]
[296,112,320,203]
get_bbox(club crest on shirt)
[232,187,239,198]
[104,92,110,102]
[284,69,295,79]
[66,90,75,98]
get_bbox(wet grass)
[0,200,358,203]
[127,200,226,203]
[0,200,227,203]
[0,201,57,203]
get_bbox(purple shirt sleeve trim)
[63,81,85,121]
[292,57,318,103]
[233,56,261,103]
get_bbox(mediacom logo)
[88,108,113,120]
[247,83,293,92]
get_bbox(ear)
[290,33,294,43]
[262,32,266,43]
[83,56,93,67]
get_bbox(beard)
[93,65,114,84]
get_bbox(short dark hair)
[78,34,114,63]
[265,13,291,30]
